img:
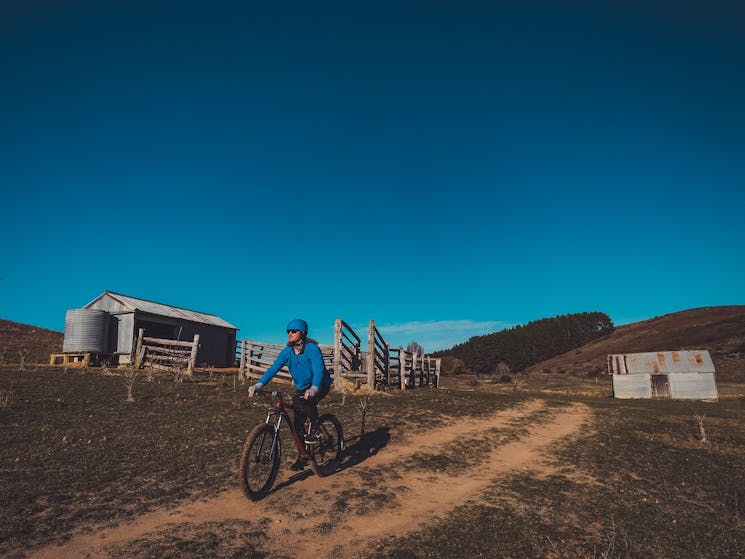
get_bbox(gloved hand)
[304,386,319,400]
[248,382,263,397]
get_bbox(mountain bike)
[239,389,344,501]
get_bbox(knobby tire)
[308,414,343,477]
[239,423,280,501]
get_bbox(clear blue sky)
[1,1,743,351]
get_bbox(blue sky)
[1,1,743,351]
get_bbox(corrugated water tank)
[63,309,110,353]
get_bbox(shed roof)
[84,291,238,330]
[607,350,715,375]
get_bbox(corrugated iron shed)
[85,291,237,330]
[607,350,718,400]
[72,290,238,366]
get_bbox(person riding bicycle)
[247,318,332,470]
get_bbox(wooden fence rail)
[367,320,390,389]
[237,340,334,383]
[237,318,440,393]
[333,319,363,388]
[134,328,199,376]
[388,347,402,388]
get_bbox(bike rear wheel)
[308,414,343,477]
[239,423,280,501]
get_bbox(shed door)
[651,374,670,397]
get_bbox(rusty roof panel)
[607,350,714,374]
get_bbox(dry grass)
[2,306,744,558]
[1,366,744,558]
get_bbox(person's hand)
[248,383,262,397]
[304,386,319,400]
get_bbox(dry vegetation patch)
[2,366,744,559]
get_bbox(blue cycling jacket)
[257,342,332,391]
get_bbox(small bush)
[0,388,12,408]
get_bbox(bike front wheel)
[239,423,280,501]
[308,414,343,477]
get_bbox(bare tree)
[123,365,138,403]
[18,349,30,371]
[406,341,424,355]
[358,393,371,435]
[0,387,12,409]
[694,414,708,444]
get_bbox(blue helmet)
[286,318,308,334]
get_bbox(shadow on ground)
[340,426,391,470]
[270,426,392,495]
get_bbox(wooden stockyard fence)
[237,319,441,393]
[134,328,200,376]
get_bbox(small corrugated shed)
[82,291,238,367]
[607,350,718,400]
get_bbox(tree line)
[434,312,614,374]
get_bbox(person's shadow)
[272,426,391,492]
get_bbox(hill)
[0,319,63,365]
[436,311,614,374]
[524,305,745,382]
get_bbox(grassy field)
[1,366,744,558]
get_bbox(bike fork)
[264,413,282,459]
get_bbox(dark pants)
[292,383,331,436]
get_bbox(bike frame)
[261,391,312,461]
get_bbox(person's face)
[287,329,303,345]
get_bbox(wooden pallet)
[49,353,91,366]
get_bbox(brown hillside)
[0,319,63,365]
[524,306,745,382]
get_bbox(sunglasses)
[287,329,301,334]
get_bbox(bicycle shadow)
[339,426,391,471]
[271,426,391,493]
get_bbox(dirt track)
[30,399,591,559]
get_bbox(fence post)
[417,352,422,387]
[247,341,256,381]
[239,339,247,381]
[435,358,441,388]
[333,319,343,390]
[367,320,376,393]
[134,328,144,368]
[385,340,391,386]
[186,334,199,376]
[399,347,405,390]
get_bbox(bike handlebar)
[252,388,304,399]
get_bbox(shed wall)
[87,297,129,314]
[612,374,653,399]
[668,372,718,399]
[113,313,136,362]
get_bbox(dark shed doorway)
[651,374,671,397]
